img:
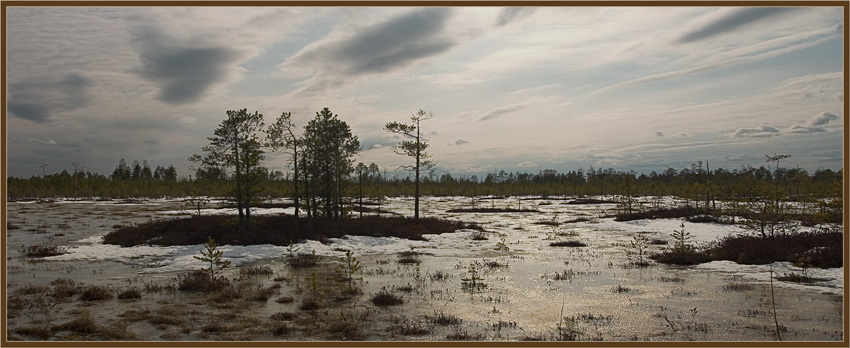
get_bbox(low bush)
[427,312,462,326]
[566,198,616,205]
[470,230,488,240]
[175,270,230,292]
[446,207,539,213]
[269,312,297,322]
[397,251,421,265]
[19,244,68,257]
[708,229,842,268]
[79,285,113,301]
[614,206,708,222]
[51,278,79,299]
[650,250,712,265]
[288,252,319,269]
[117,287,142,300]
[298,299,322,311]
[371,291,404,307]
[722,282,755,292]
[611,285,633,293]
[776,272,826,284]
[649,239,668,245]
[549,240,587,247]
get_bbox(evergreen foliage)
[193,237,232,279]
[191,108,266,232]
[385,109,435,219]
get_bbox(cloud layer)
[282,8,457,95]
[8,73,95,123]
[4,6,843,178]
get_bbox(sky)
[4,5,845,179]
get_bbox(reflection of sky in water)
[7,196,844,340]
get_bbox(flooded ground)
[4,196,844,341]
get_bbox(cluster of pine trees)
[6,107,843,227]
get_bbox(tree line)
[6,107,843,228]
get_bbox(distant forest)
[6,158,842,203]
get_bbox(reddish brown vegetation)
[103,215,482,247]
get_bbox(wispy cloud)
[676,7,802,44]
[478,102,530,121]
[730,122,780,138]
[783,111,841,134]
[589,33,834,95]
[29,137,57,145]
[282,8,457,96]
[495,7,536,27]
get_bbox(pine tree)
[385,109,435,219]
[194,237,231,279]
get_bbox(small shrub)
[657,276,685,283]
[650,223,712,266]
[397,250,421,264]
[175,270,230,292]
[461,261,486,290]
[447,330,484,340]
[626,234,651,266]
[194,237,231,278]
[550,240,587,247]
[201,322,229,333]
[251,286,278,302]
[12,326,51,340]
[298,299,322,311]
[288,251,319,269]
[722,282,755,292]
[19,244,68,257]
[54,310,99,334]
[776,272,822,284]
[270,312,297,321]
[428,311,462,326]
[650,250,711,265]
[371,291,404,307]
[611,285,633,293]
[394,284,415,292]
[336,250,362,294]
[15,284,50,295]
[429,270,450,282]
[482,259,508,268]
[270,323,290,336]
[534,220,561,226]
[650,239,668,245]
[79,285,113,301]
[470,230,489,240]
[390,322,431,336]
[117,287,142,300]
[51,278,78,299]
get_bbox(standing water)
[5,196,844,341]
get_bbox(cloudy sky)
[5,5,845,179]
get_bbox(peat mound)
[446,207,539,213]
[103,215,483,247]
